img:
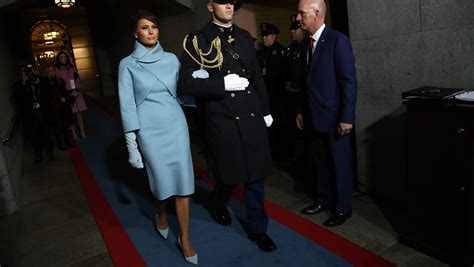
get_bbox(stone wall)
[348,0,474,197]
[0,21,23,215]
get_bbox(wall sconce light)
[54,0,75,8]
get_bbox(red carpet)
[69,147,147,267]
[71,95,395,267]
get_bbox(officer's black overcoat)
[178,21,272,185]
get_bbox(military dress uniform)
[178,21,273,238]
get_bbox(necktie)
[309,37,315,55]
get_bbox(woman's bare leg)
[175,196,196,257]
[70,124,78,140]
[76,112,86,138]
[156,199,167,229]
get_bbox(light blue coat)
[118,41,180,133]
[117,41,194,200]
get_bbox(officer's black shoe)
[249,233,277,252]
[323,212,352,227]
[207,203,231,226]
[300,202,328,215]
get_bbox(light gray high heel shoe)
[155,213,168,240]
[177,235,198,265]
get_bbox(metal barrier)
[1,116,16,145]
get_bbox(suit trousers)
[310,130,353,213]
[213,179,269,234]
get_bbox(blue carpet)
[76,101,351,267]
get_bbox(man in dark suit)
[178,0,277,252]
[296,0,358,227]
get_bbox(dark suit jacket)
[306,26,357,132]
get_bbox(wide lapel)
[309,26,329,73]
[132,41,176,97]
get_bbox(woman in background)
[54,51,87,140]
[117,10,197,265]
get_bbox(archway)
[30,20,74,75]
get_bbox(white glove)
[124,132,144,169]
[224,74,249,91]
[264,115,273,127]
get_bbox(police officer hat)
[212,0,242,10]
[260,23,279,36]
[289,15,301,30]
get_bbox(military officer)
[178,0,277,252]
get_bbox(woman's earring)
[134,35,138,39]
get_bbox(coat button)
[242,69,246,72]
[236,116,240,120]
[228,70,231,74]
[247,90,251,94]
[250,113,255,117]
[231,93,235,97]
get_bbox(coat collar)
[202,20,247,43]
[130,41,165,63]
[319,25,330,42]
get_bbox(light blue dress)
[118,41,194,200]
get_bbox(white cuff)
[264,115,273,127]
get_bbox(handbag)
[67,89,79,104]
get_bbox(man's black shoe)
[249,233,277,252]
[300,202,327,215]
[207,204,231,226]
[323,212,352,227]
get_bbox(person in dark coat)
[45,65,73,150]
[283,15,313,189]
[257,22,287,161]
[297,0,358,227]
[178,0,277,252]
[13,65,55,162]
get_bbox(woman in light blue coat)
[118,11,197,264]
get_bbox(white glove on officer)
[224,74,249,91]
[124,132,144,169]
[264,115,273,127]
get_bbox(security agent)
[283,15,313,190]
[257,22,287,161]
[285,15,309,95]
[178,0,277,252]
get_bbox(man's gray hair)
[312,0,327,14]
